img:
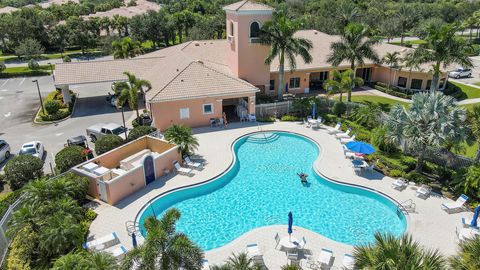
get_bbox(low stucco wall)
[106,167,145,205]
[154,147,182,179]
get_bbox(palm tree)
[114,72,152,120]
[382,52,400,88]
[112,37,144,59]
[260,10,313,101]
[403,49,423,93]
[416,23,473,91]
[53,251,118,270]
[396,5,418,46]
[450,236,480,269]
[327,23,379,102]
[354,233,446,269]
[350,102,382,129]
[37,214,84,257]
[99,17,112,36]
[211,253,261,270]
[467,105,480,161]
[164,124,199,156]
[324,69,363,102]
[384,91,468,172]
[334,0,360,31]
[121,208,204,270]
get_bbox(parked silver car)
[448,68,472,79]
[0,140,11,163]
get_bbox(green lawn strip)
[348,95,409,107]
[0,49,104,62]
[450,81,480,100]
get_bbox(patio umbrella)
[131,232,137,248]
[288,212,293,240]
[285,83,289,93]
[312,103,317,118]
[471,205,480,227]
[345,141,376,155]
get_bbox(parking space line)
[19,77,26,86]
[0,79,9,88]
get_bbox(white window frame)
[180,108,190,119]
[289,77,301,89]
[202,103,214,115]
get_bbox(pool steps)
[246,133,280,144]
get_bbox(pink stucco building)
[55,0,448,131]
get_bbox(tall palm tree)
[211,252,261,270]
[450,236,480,269]
[403,49,423,92]
[382,52,400,88]
[334,0,360,31]
[396,5,418,46]
[164,124,199,156]
[112,37,144,59]
[327,23,379,102]
[416,23,473,91]
[53,251,118,270]
[384,91,468,172]
[114,72,152,120]
[260,10,313,101]
[324,69,363,102]
[121,208,204,270]
[354,233,446,269]
[467,105,480,161]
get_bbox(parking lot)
[0,76,134,170]
[449,56,480,85]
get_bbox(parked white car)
[449,68,472,79]
[0,140,11,163]
[19,141,45,159]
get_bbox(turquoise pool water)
[137,132,406,250]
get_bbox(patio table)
[279,236,299,251]
[352,160,367,168]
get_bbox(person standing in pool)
[297,172,308,185]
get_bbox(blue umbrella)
[312,103,317,118]
[471,205,480,228]
[285,83,289,93]
[345,141,376,155]
[131,232,137,248]
[288,212,293,239]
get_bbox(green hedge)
[0,190,23,218]
[374,82,412,99]
[444,82,467,100]
[256,116,275,122]
[0,70,50,78]
[280,115,302,121]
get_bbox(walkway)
[88,122,468,268]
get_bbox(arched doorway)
[143,155,155,185]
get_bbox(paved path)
[88,121,468,269]
[355,87,412,103]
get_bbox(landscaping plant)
[127,125,157,141]
[55,146,86,173]
[94,134,124,155]
[164,124,199,156]
[4,155,44,190]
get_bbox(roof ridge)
[199,61,257,89]
[57,56,167,66]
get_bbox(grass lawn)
[347,95,409,107]
[451,81,480,100]
[3,64,54,74]
[0,49,103,62]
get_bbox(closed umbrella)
[345,141,376,155]
[131,232,137,248]
[312,103,317,118]
[471,205,480,227]
[288,212,293,240]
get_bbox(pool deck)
[88,121,469,268]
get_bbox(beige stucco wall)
[106,167,145,205]
[226,11,271,87]
[150,94,256,131]
[153,148,182,179]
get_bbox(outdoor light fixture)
[32,79,45,115]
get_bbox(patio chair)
[416,184,431,199]
[83,232,120,251]
[296,236,307,249]
[353,167,362,175]
[335,128,352,139]
[286,250,299,261]
[173,161,194,176]
[442,194,469,213]
[274,233,281,249]
[326,123,341,134]
[246,243,263,264]
[340,134,356,144]
[342,254,355,270]
[392,178,408,191]
[305,254,319,269]
[201,259,210,270]
[183,155,203,169]
[248,114,256,122]
[318,248,333,268]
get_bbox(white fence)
[255,100,294,117]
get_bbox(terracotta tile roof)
[82,0,160,19]
[0,6,19,14]
[223,0,274,12]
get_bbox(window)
[229,21,234,36]
[250,22,260,38]
[289,77,300,89]
[397,77,407,88]
[203,104,213,114]
[426,80,432,90]
[180,108,190,119]
[439,79,446,89]
[269,80,275,91]
[410,79,422,90]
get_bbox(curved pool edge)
[134,130,409,247]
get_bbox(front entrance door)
[144,155,155,185]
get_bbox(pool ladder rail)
[125,220,141,236]
[397,199,416,215]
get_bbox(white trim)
[180,107,190,119]
[202,103,214,115]
[224,9,273,16]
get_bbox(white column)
[60,85,71,105]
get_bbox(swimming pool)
[137,132,406,250]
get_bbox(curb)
[33,92,78,125]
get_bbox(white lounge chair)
[335,128,352,139]
[442,194,468,213]
[326,123,341,134]
[340,134,356,144]
[392,178,408,190]
[184,156,203,169]
[416,184,431,199]
[202,259,210,270]
[342,254,355,270]
[173,161,193,176]
[246,243,263,264]
[318,248,333,268]
[103,245,127,260]
[83,232,120,251]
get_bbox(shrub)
[4,155,44,190]
[374,83,411,99]
[0,190,22,217]
[371,127,397,153]
[0,173,4,193]
[127,126,156,141]
[0,62,5,73]
[6,225,36,270]
[27,59,39,70]
[444,82,467,100]
[256,92,274,104]
[164,124,199,155]
[280,115,302,121]
[63,55,71,62]
[55,146,85,173]
[94,134,124,155]
[40,110,70,121]
[389,169,406,178]
[332,101,347,116]
[256,116,275,122]
[405,171,429,184]
[44,100,60,115]
[84,209,97,222]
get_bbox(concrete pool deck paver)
[88,121,466,268]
